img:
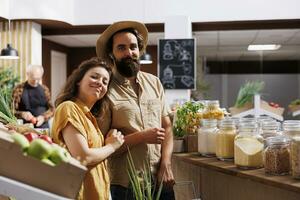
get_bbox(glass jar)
[234,123,264,169]
[291,136,300,179]
[264,136,290,175]
[283,120,300,139]
[261,121,281,140]
[198,119,218,157]
[216,119,237,161]
[202,100,224,120]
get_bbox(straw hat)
[96,21,148,64]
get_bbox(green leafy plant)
[127,149,163,200]
[234,81,265,108]
[0,67,20,106]
[173,101,204,137]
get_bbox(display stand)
[0,176,71,200]
[292,110,300,117]
[232,94,283,121]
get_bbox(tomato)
[24,132,39,142]
[39,134,53,144]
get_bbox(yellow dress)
[51,100,110,200]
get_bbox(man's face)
[27,69,43,87]
[112,32,140,78]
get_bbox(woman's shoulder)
[56,101,79,113]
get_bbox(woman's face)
[77,66,110,104]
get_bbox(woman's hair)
[55,57,112,119]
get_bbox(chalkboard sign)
[158,38,196,89]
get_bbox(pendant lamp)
[140,52,152,64]
[0,20,19,60]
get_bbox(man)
[96,21,175,200]
[12,64,54,128]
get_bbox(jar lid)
[265,135,291,146]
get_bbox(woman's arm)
[62,122,123,166]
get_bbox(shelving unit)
[232,94,284,121]
[0,176,71,200]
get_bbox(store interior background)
[1,0,300,119]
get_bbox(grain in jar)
[202,100,224,120]
[216,119,236,161]
[234,123,264,169]
[264,136,290,175]
[198,119,218,157]
[291,136,300,179]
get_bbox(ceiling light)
[0,20,19,60]
[140,53,153,64]
[248,44,281,51]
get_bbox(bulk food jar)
[216,119,237,161]
[264,136,290,175]
[202,100,224,120]
[261,121,281,140]
[198,119,218,157]
[283,120,300,139]
[234,123,264,169]
[291,136,300,179]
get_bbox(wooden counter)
[172,153,300,200]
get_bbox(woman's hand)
[105,129,124,151]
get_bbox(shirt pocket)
[112,99,139,130]
[143,99,161,127]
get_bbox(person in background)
[51,57,124,200]
[12,64,54,128]
[96,21,175,200]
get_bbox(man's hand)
[36,115,45,127]
[141,128,165,144]
[157,161,175,188]
[21,111,34,121]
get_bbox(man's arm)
[157,115,175,186]
[110,127,166,156]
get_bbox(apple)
[24,132,39,142]
[27,138,53,160]
[11,132,30,151]
[41,158,56,166]
[39,134,53,144]
[49,144,70,165]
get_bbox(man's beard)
[115,57,140,78]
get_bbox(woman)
[51,57,124,200]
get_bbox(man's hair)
[26,64,44,75]
[105,28,145,61]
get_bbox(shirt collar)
[113,70,141,85]
[74,98,91,114]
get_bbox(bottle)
[234,123,264,169]
[216,119,237,161]
[198,119,218,157]
[202,100,224,120]
[264,136,290,175]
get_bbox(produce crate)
[288,104,300,112]
[229,101,284,116]
[184,135,198,152]
[0,129,87,199]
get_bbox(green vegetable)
[173,101,204,137]
[234,81,265,108]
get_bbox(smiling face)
[77,66,110,106]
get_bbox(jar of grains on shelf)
[234,123,264,169]
[198,119,218,157]
[216,119,237,161]
[264,136,291,175]
[202,100,224,120]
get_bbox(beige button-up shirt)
[101,71,170,187]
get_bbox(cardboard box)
[229,101,284,116]
[0,130,87,199]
